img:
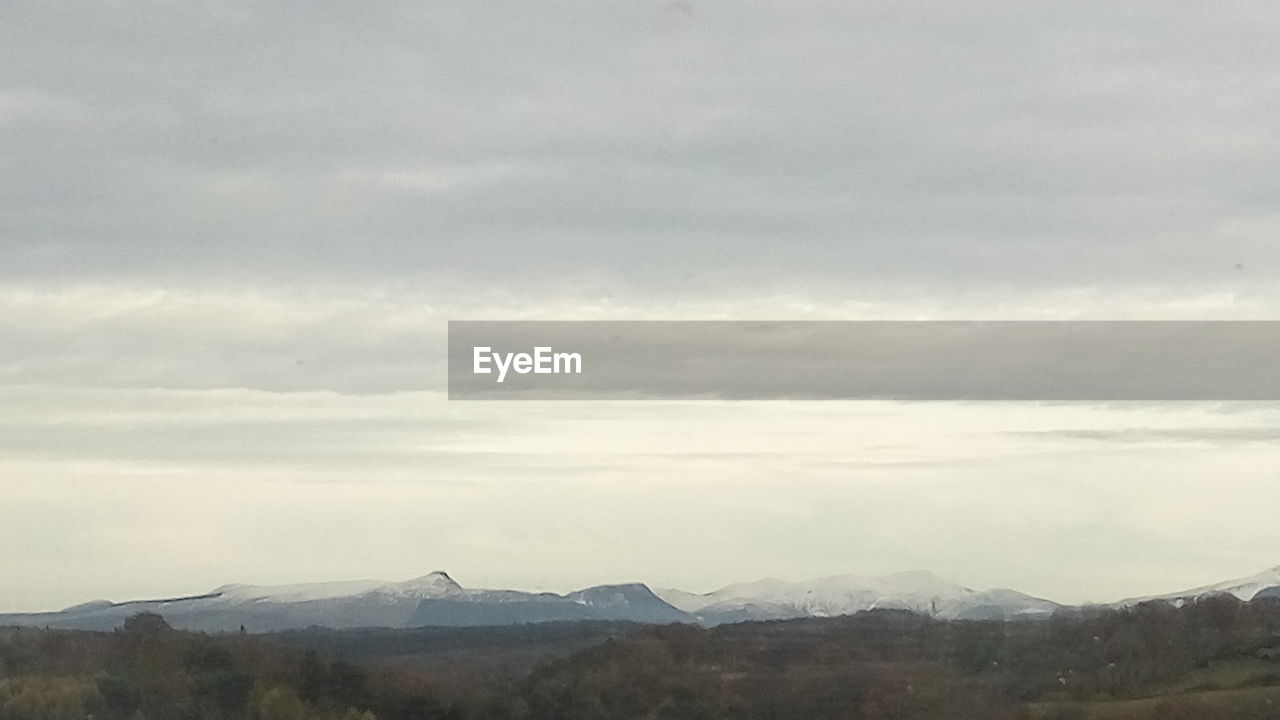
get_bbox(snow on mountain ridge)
[212,580,389,603]
[24,564,1280,635]
[210,571,465,604]
[1115,565,1280,607]
[371,572,464,598]
[656,570,1058,622]
[19,573,694,632]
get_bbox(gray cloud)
[3,1,1280,293]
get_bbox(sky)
[2,1,1280,612]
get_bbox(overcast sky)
[3,1,1280,612]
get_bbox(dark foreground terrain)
[4,594,1280,720]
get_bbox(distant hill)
[7,564,1280,633]
[656,569,1060,623]
[0,572,691,632]
[1112,565,1280,608]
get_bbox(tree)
[122,613,170,636]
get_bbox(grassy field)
[1025,657,1280,719]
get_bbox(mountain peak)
[389,571,463,596]
[1115,564,1280,607]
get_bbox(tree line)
[3,594,1280,720]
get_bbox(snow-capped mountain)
[1112,565,1280,608]
[7,565,1280,634]
[656,570,1060,624]
[0,572,690,633]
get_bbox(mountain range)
[656,570,1060,624]
[0,572,687,633]
[1110,564,1280,608]
[4,566,1278,633]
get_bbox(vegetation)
[4,595,1280,719]
[0,614,449,720]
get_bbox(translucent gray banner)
[447,321,1280,400]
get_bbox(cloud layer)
[4,1,1280,293]
[3,2,1280,612]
